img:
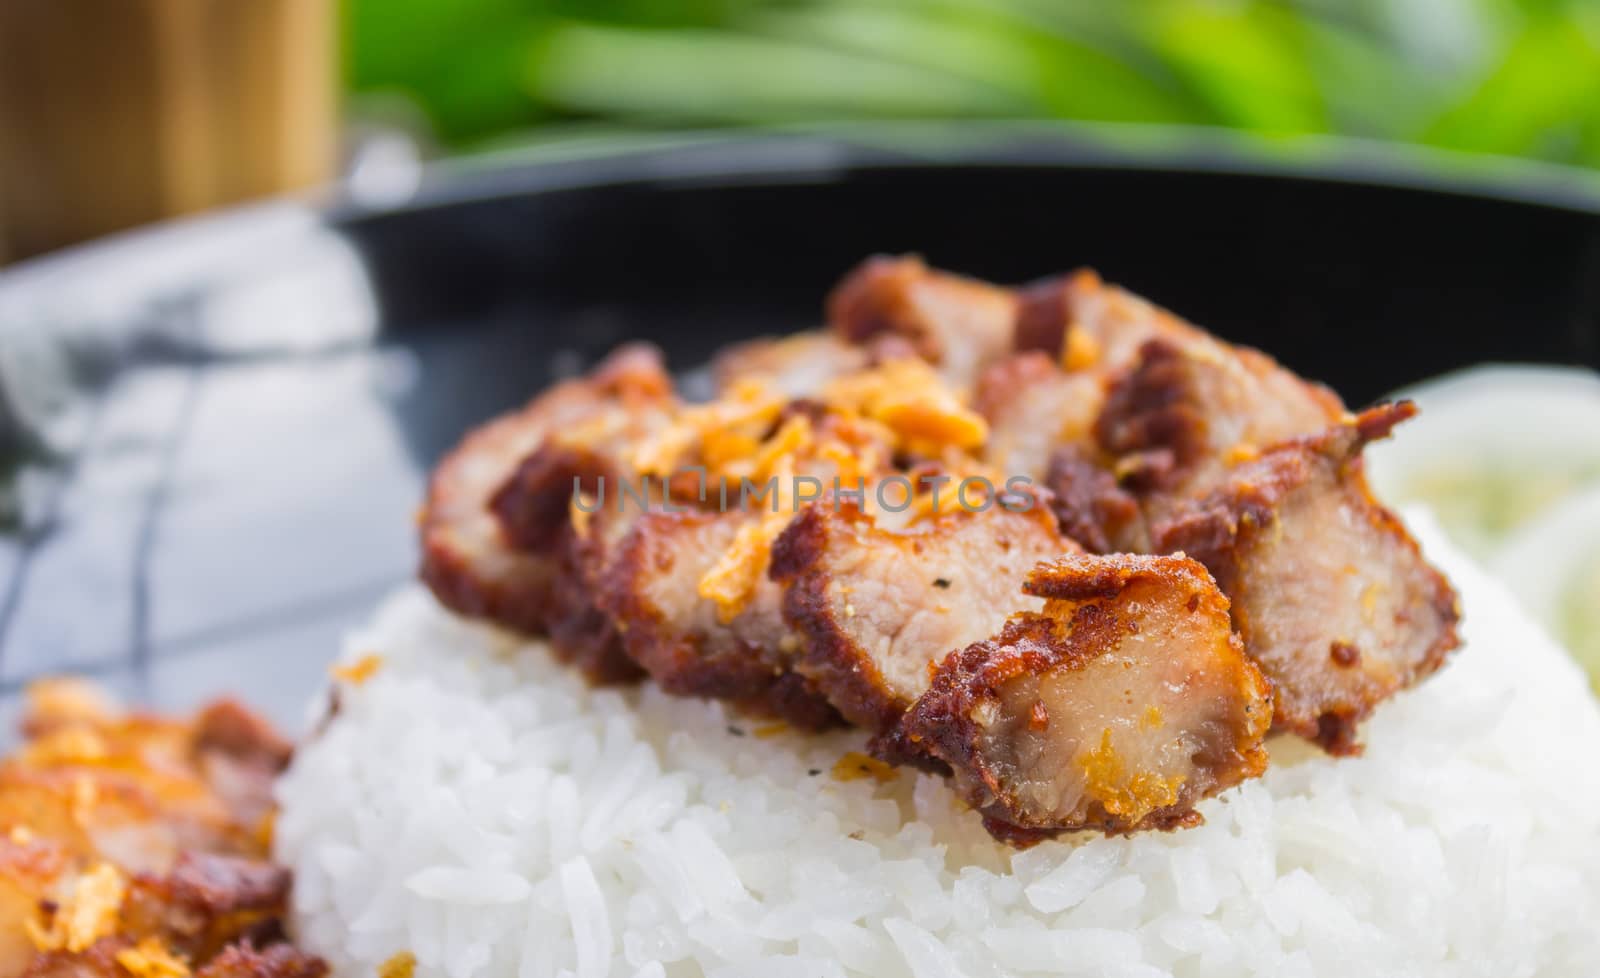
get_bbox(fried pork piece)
[1,681,317,978]
[20,939,326,978]
[1042,447,1147,554]
[888,554,1271,843]
[1017,268,1342,445]
[486,363,799,683]
[419,344,674,680]
[1005,271,1334,500]
[16,937,135,978]
[1014,269,1211,373]
[712,332,873,398]
[827,255,1019,390]
[1154,404,1461,754]
[1098,337,1344,503]
[593,405,899,729]
[980,274,1240,544]
[974,352,1104,483]
[190,943,327,978]
[488,441,644,682]
[599,508,841,729]
[770,493,1070,731]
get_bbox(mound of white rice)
[275,513,1600,978]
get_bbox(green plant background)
[344,0,1600,166]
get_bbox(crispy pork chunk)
[769,493,1071,731]
[1097,337,1344,503]
[419,344,674,681]
[982,274,1266,548]
[487,358,821,684]
[971,350,1146,554]
[190,943,328,978]
[1042,447,1147,555]
[1009,274,1336,502]
[487,441,645,682]
[827,255,1019,390]
[1014,269,1211,374]
[1,682,317,978]
[598,507,840,729]
[1154,404,1461,753]
[592,404,900,728]
[888,554,1271,844]
[975,352,1104,483]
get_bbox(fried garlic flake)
[116,937,191,978]
[28,862,127,952]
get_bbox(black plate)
[1,128,1597,735]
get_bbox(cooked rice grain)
[276,512,1600,977]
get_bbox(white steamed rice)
[275,512,1600,978]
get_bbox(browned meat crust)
[1043,447,1147,554]
[972,350,1060,422]
[827,255,1019,389]
[22,938,326,978]
[488,442,641,683]
[996,275,1285,504]
[1097,337,1344,500]
[887,554,1271,844]
[489,443,617,552]
[1153,403,1461,753]
[189,700,295,831]
[192,702,292,775]
[419,344,673,681]
[597,508,841,729]
[1013,270,1212,374]
[152,851,289,918]
[20,932,326,978]
[1013,270,1095,356]
[121,852,292,963]
[1083,312,1455,754]
[192,944,328,978]
[770,493,1071,731]
[18,938,135,978]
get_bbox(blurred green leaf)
[745,0,1208,124]
[1296,12,1454,138]
[526,21,1020,122]
[345,0,540,141]
[343,0,1600,171]
[1140,3,1329,133]
[1424,12,1600,163]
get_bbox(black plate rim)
[9,122,1600,297]
[332,121,1600,226]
